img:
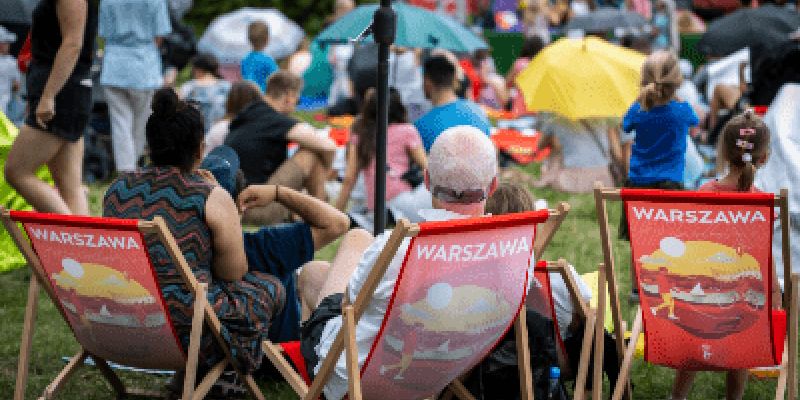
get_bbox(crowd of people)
[0,0,799,399]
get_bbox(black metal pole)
[372,0,396,235]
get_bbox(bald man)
[298,126,501,400]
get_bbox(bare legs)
[5,125,88,215]
[299,260,330,320]
[299,229,373,313]
[708,84,741,135]
[243,149,332,226]
[286,148,330,201]
[672,369,747,400]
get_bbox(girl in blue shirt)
[619,51,699,241]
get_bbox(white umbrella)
[197,8,304,64]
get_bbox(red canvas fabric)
[358,211,546,399]
[280,341,312,385]
[621,190,781,370]
[529,261,566,352]
[12,211,185,370]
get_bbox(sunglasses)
[432,185,488,204]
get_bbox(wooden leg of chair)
[592,267,607,400]
[776,338,789,400]
[514,309,534,400]
[243,374,266,400]
[41,348,88,399]
[343,305,363,400]
[183,283,208,400]
[191,360,226,400]
[91,355,127,397]
[263,340,309,397]
[448,379,477,400]
[788,274,799,400]
[14,278,39,400]
[574,309,597,400]
[611,307,642,400]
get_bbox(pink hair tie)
[739,128,756,136]
[736,139,754,150]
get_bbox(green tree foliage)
[185,0,375,38]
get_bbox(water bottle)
[547,366,561,400]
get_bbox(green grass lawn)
[0,166,786,399]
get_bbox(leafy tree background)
[185,0,375,37]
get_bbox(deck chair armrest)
[534,203,570,261]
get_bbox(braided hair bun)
[145,88,205,171]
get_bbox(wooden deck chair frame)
[592,185,798,400]
[263,203,570,400]
[541,259,597,400]
[3,207,267,400]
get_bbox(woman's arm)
[205,187,248,281]
[238,185,350,251]
[408,145,428,171]
[37,0,88,127]
[334,143,359,212]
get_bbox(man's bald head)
[427,126,498,214]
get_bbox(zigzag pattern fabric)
[103,166,284,373]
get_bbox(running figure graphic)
[380,321,423,380]
[651,266,679,320]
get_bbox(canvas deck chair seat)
[264,203,570,400]
[593,187,798,400]
[2,208,266,400]
[528,259,596,400]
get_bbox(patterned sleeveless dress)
[103,167,284,373]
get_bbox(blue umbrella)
[316,1,487,53]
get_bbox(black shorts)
[25,62,92,142]
[300,293,343,381]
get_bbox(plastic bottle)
[547,366,561,400]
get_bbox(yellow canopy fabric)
[516,37,646,120]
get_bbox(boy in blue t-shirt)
[414,55,491,151]
[241,21,278,93]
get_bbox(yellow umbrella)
[516,36,646,120]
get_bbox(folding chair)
[528,259,597,400]
[264,203,570,400]
[2,207,266,400]
[593,186,798,400]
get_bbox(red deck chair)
[264,203,570,400]
[2,208,266,400]
[528,259,597,400]
[593,187,798,400]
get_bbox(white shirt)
[546,265,592,340]
[203,119,230,157]
[754,84,800,289]
[315,208,536,400]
